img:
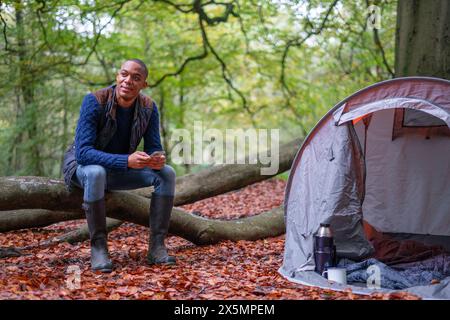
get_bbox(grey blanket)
[338,254,450,290]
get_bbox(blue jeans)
[72,164,176,202]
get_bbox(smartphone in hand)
[150,150,166,158]
[146,151,165,170]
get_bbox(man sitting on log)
[62,59,176,272]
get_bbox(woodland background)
[0,0,448,300]
[0,0,398,177]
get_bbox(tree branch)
[368,0,394,77]
[74,1,129,67]
[280,0,339,101]
[233,0,250,53]
[154,0,195,13]
[0,9,10,52]
[149,44,208,88]
[198,1,237,25]
[194,0,252,117]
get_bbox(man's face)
[116,61,148,101]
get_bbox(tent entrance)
[348,107,450,238]
[337,108,450,291]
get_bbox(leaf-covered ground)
[0,179,419,300]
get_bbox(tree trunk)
[0,209,82,232]
[60,78,69,169]
[15,1,43,175]
[133,138,302,205]
[158,85,170,157]
[395,0,450,78]
[0,178,284,245]
[0,247,22,258]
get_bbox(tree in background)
[0,0,398,177]
[395,0,450,77]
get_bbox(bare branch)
[35,0,51,51]
[94,49,114,84]
[66,72,112,87]
[233,0,250,53]
[372,28,394,77]
[149,44,208,88]
[146,0,254,120]
[198,1,237,25]
[153,0,195,13]
[74,1,129,67]
[280,0,339,114]
[366,0,395,78]
[159,0,239,25]
[0,10,9,52]
[336,21,366,75]
[197,11,252,117]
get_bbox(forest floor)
[0,179,419,300]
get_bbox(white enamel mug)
[322,267,347,285]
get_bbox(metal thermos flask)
[314,223,336,275]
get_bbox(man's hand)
[128,151,152,169]
[146,151,166,170]
[127,151,166,170]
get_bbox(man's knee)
[83,165,107,183]
[159,165,176,183]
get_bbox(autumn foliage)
[0,179,419,300]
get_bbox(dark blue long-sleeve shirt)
[104,104,134,154]
[74,93,163,170]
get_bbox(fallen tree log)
[19,218,124,250]
[0,177,284,244]
[0,188,284,244]
[0,209,82,232]
[132,138,302,205]
[58,219,124,245]
[52,218,123,245]
[0,138,300,243]
[0,247,22,258]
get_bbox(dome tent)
[279,77,450,299]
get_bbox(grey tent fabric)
[280,77,450,299]
[360,109,450,236]
[325,215,374,260]
[404,109,448,127]
[337,97,450,127]
[281,120,366,274]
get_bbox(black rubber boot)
[82,198,113,272]
[147,194,176,265]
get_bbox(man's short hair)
[125,59,148,79]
